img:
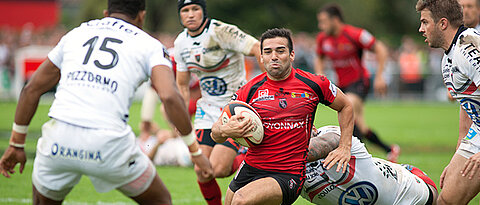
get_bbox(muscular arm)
[176,71,191,107]
[458,107,473,149]
[307,133,341,162]
[313,54,325,75]
[12,59,60,143]
[328,88,354,150]
[249,42,266,72]
[371,41,389,96]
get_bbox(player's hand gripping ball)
[221,101,264,147]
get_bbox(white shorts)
[32,119,155,200]
[456,124,480,159]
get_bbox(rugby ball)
[220,101,264,147]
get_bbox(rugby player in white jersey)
[302,126,438,205]
[0,0,212,204]
[174,0,264,204]
[417,0,480,204]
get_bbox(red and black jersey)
[233,68,337,176]
[316,24,375,88]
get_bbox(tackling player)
[174,0,265,204]
[302,126,438,205]
[417,0,480,204]
[0,0,212,204]
[211,28,354,205]
[315,3,400,162]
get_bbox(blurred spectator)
[459,0,480,30]
[293,32,315,73]
[398,36,424,94]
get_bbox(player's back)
[48,17,171,130]
[302,137,430,205]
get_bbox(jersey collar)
[445,25,467,54]
[186,18,211,38]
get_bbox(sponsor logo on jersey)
[263,121,305,130]
[374,160,398,181]
[338,181,378,205]
[195,107,206,119]
[467,127,478,140]
[279,98,287,109]
[253,89,274,102]
[291,92,311,99]
[200,76,227,96]
[66,70,119,93]
[51,143,102,162]
[275,88,290,97]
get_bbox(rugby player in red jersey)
[211,28,354,205]
[314,3,400,162]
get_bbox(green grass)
[0,100,478,204]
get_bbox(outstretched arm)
[307,132,341,162]
[0,59,60,178]
[371,41,388,97]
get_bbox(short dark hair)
[319,3,344,23]
[108,0,146,19]
[260,28,294,54]
[416,0,463,27]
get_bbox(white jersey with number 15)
[48,17,172,130]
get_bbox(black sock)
[365,129,391,153]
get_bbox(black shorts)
[339,77,370,101]
[196,129,240,152]
[229,161,303,205]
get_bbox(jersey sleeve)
[457,38,480,86]
[315,75,337,105]
[356,28,376,50]
[174,40,188,72]
[211,21,258,55]
[47,31,71,68]
[147,43,172,76]
[315,33,325,56]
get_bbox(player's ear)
[103,10,109,17]
[290,49,295,62]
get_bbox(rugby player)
[211,28,354,205]
[174,0,265,204]
[0,0,212,204]
[315,3,400,162]
[302,126,438,205]
[417,0,480,204]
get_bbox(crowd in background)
[0,24,448,101]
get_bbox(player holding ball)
[211,28,354,205]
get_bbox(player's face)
[460,0,480,27]
[419,10,445,48]
[179,4,204,31]
[317,12,334,35]
[261,37,295,81]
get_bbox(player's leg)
[230,177,283,205]
[210,139,241,178]
[194,129,221,205]
[346,92,399,161]
[127,174,172,204]
[225,187,235,205]
[437,153,480,204]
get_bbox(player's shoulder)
[244,72,268,88]
[295,68,328,83]
[343,24,365,35]
[174,29,189,45]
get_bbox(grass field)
[0,100,479,204]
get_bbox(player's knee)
[213,164,231,178]
[437,194,461,205]
[231,191,249,205]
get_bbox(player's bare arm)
[151,65,213,177]
[322,88,354,173]
[371,40,388,96]
[250,42,266,72]
[313,54,325,75]
[307,132,341,162]
[0,59,60,178]
[211,115,254,143]
[176,70,191,107]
